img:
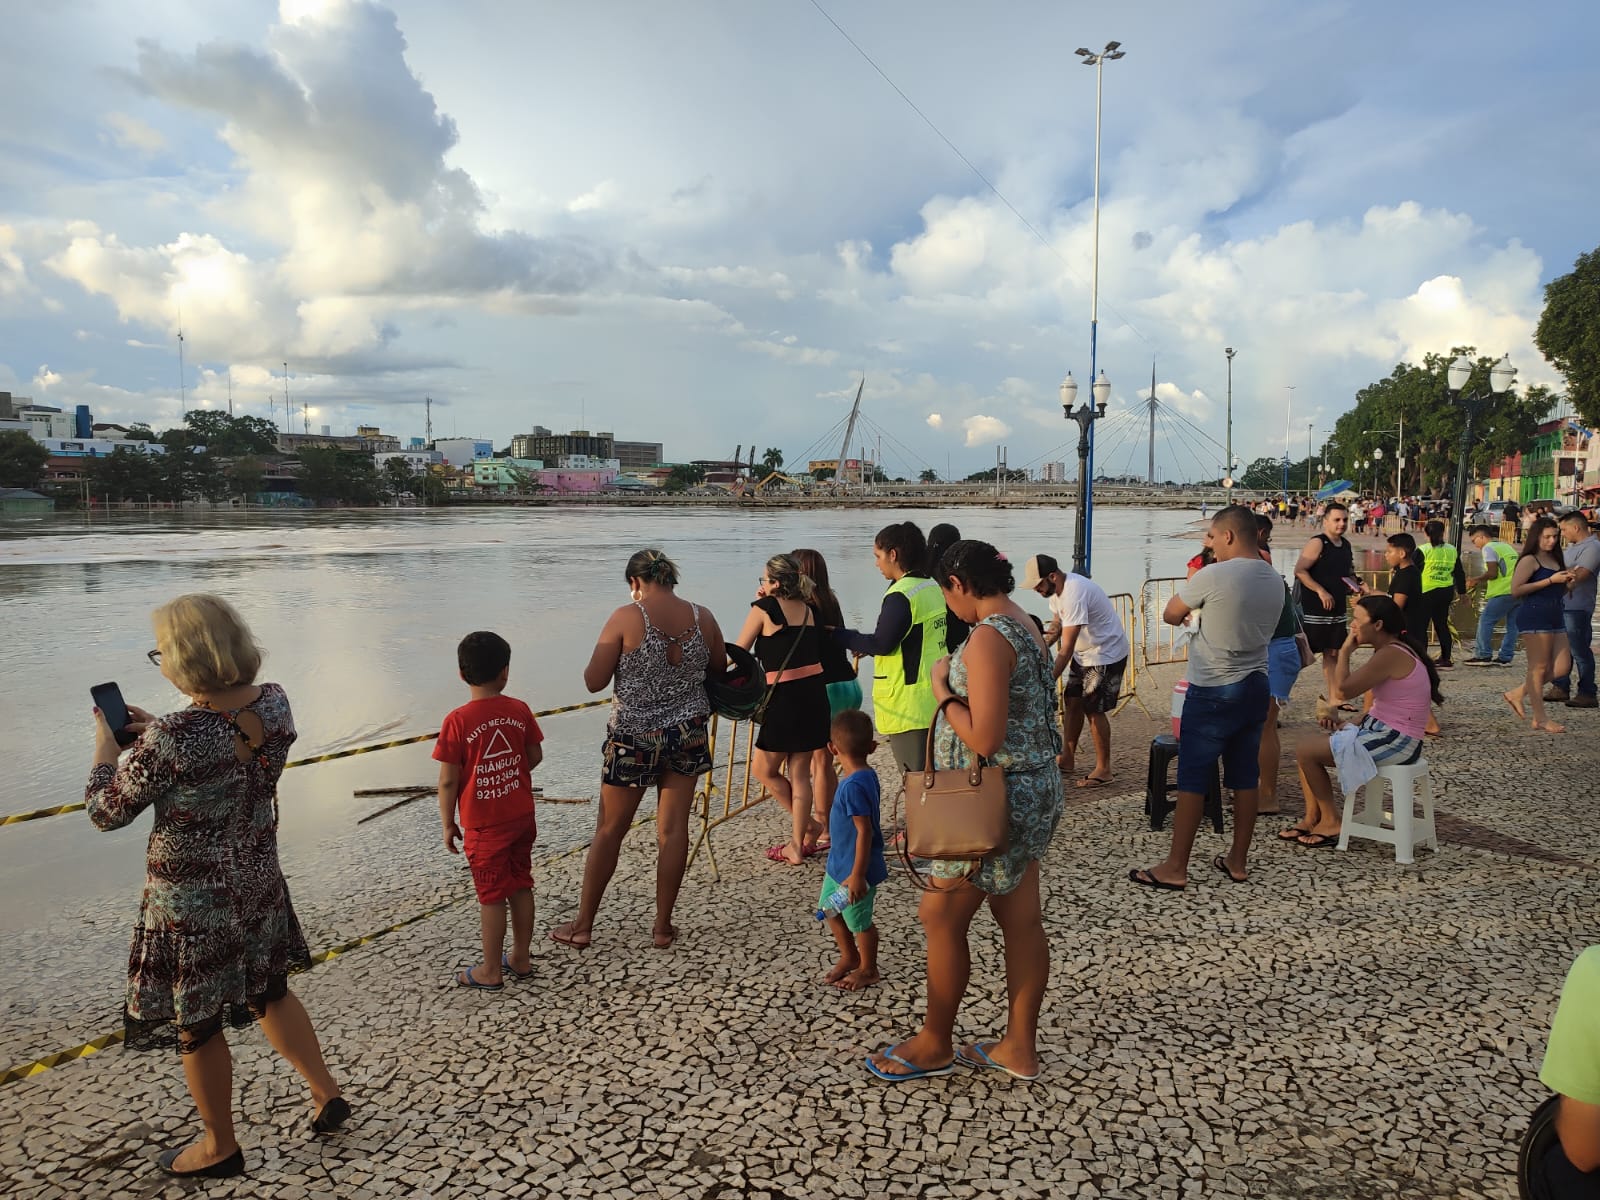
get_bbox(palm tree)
[919,468,939,483]
[761,447,784,474]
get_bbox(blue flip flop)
[501,954,534,981]
[955,1041,1040,1081]
[455,968,503,991]
[864,1047,956,1082]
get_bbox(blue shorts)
[1176,672,1270,794]
[1267,636,1302,704]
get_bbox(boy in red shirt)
[434,632,544,990]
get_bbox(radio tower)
[283,362,290,435]
[425,396,433,445]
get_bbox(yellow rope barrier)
[0,698,612,828]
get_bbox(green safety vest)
[1420,543,1457,592]
[872,576,947,734]
[1484,541,1518,599]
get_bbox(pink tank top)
[1368,649,1430,739]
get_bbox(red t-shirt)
[432,695,544,830]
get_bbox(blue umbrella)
[1315,480,1355,501]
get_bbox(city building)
[472,458,545,491]
[433,437,494,468]
[1475,417,1595,508]
[613,440,664,469]
[0,393,32,420]
[277,427,401,454]
[374,450,444,473]
[806,457,876,483]
[520,429,614,463]
[556,452,621,471]
[1042,462,1068,483]
[11,404,90,440]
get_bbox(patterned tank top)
[610,601,712,734]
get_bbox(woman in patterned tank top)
[551,549,728,951]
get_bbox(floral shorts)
[602,716,712,787]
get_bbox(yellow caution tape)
[0,697,612,827]
[0,821,639,1090]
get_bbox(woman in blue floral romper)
[867,541,1064,1083]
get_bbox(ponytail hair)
[1355,594,1443,705]
[790,547,842,625]
[763,552,815,601]
[925,522,962,577]
[934,539,1014,597]
[625,548,679,587]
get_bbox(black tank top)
[1307,533,1354,607]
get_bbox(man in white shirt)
[1022,554,1130,788]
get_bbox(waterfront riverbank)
[2,662,1592,1197]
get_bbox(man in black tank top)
[1294,502,1355,703]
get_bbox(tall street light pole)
[1074,39,1125,575]
[1224,347,1235,495]
[1448,353,1515,554]
[1062,371,1111,576]
[1281,386,1295,501]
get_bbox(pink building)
[535,468,617,493]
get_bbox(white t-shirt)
[1049,574,1130,667]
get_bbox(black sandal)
[157,1147,245,1178]
[311,1096,352,1135]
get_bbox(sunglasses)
[147,649,162,666]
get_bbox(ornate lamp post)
[1062,369,1111,576]
[1448,353,1515,553]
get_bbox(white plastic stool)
[1336,758,1437,864]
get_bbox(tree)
[382,457,416,500]
[1536,248,1600,426]
[122,423,158,442]
[810,466,835,482]
[182,409,278,456]
[919,468,939,483]
[0,431,49,489]
[85,445,162,501]
[297,448,382,505]
[1239,456,1286,491]
[1331,349,1553,496]
[228,456,265,501]
[761,447,784,474]
[664,463,706,491]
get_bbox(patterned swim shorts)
[601,715,712,787]
[1062,656,1127,715]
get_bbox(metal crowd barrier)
[1138,577,1190,669]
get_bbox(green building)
[0,488,54,515]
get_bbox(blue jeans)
[1474,594,1521,662]
[1176,672,1270,794]
[1551,609,1596,697]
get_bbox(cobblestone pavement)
[1,654,1593,1199]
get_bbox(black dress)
[751,597,830,753]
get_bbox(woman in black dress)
[735,553,831,864]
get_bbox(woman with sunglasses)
[86,594,346,1180]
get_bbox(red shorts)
[462,812,536,905]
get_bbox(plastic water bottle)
[815,885,850,921]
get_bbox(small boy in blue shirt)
[819,709,887,991]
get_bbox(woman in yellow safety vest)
[1418,519,1459,668]
[832,521,947,771]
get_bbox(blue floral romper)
[931,614,1065,894]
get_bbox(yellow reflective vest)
[872,576,947,734]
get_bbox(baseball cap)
[1020,554,1059,590]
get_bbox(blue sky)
[0,0,1595,479]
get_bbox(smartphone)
[1341,576,1362,594]
[90,682,139,747]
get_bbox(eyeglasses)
[147,649,162,666]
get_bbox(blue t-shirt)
[825,768,888,886]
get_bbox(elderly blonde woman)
[87,594,346,1179]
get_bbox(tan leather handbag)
[896,697,1009,888]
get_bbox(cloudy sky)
[1,0,1594,478]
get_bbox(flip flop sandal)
[501,953,534,980]
[864,1048,957,1082]
[1128,868,1185,891]
[1277,826,1312,841]
[1075,776,1113,789]
[956,1042,1040,1081]
[1212,854,1247,883]
[1296,832,1340,848]
[455,968,503,991]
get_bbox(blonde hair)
[763,553,815,601]
[152,594,263,693]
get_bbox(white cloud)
[740,337,838,366]
[102,112,166,154]
[963,414,1011,447]
[926,412,943,429]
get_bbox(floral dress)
[931,614,1064,895]
[85,683,311,1052]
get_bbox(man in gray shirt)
[1131,506,1285,890]
[1547,511,1600,707]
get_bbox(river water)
[2,503,1231,1062]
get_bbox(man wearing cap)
[1023,553,1130,788]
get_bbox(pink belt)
[766,663,823,685]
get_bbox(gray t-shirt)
[1177,557,1286,686]
[1564,534,1600,613]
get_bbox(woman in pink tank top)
[1284,595,1442,847]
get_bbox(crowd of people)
[82,504,1600,1185]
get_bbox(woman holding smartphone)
[86,594,347,1178]
[1504,517,1577,733]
